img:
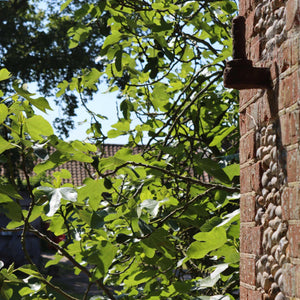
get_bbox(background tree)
[0,1,240,299]
[0,0,111,136]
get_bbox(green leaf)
[45,253,63,268]
[12,82,51,112]
[187,227,227,259]
[0,284,13,300]
[142,228,175,258]
[88,240,117,278]
[211,245,239,263]
[17,265,41,278]
[56,80,69,97]
[53,169,71,179]
[138,219,154,235]
[0,69,11,81]
[25,115,53,141]
[102,31,123,49]
[111,118,130,132]
[116,233,132,244]
[200,216,222,232]
[0,193,14,203]
[82,68,101,88]
[0,136,15,154]
[195,158,230,183]
[209,126,236,147]
[223,163,240,181]
[115,49,123,72]
[1,201,22,222]
[91,210,108,229]
[77,179,105,210]
[0,185,22,200]
[6,219,24,229]
[151,83,169,110]
[60,0,73,12]
[28,97,52,113]
[0,104,8,124]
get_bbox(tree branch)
[28,225,117,300]
[99,161,239,194]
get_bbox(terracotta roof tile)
[0,144,212,186]
[0,144,142,186]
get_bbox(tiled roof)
[0,144,142,187]
[1,144,211,187]
[48,144,128,186]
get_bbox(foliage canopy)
[0,0,240,299]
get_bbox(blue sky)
[32,83,130,144]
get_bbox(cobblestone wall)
[238,0,300,299]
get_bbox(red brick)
[259,93,272,123]
[250,162,262,193]
[280,110,300,145]
[240,256,256,286]
[286,72,298,107]
[248,102,260,130]
[238,0,300,297]
[244,0,252,15]
[286,0,300,31]
[240,131,256,164]
[240,104,260,137]
[290,109,300,144]
[291,36,299,66]
[250,36,261,64]
[240,110,247,137]
[240,286,263,300]
[287,224,300,258]
[287,148,298,183]
[240,193,256,222]
[239,4,246,17]
[297,264,300,297]
[279,40,292,73]
[279,74,297,109]
[240,90,252,108]
[248,289,263,300]
[280,113,290,146]
[270,60,280,83]
[282,186,300,221]
[282,263,300,297]
[240,225,262,255]
[240,286,248,299]
[279,77,288,109]
[240,166,252,194]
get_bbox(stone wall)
[238,0,300,299]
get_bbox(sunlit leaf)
[0,68,11,81]
[0,136,15,154]
[0,104,8,124]
[187,227,227,259]
[25,115,53,141]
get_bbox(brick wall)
[239,0,300,299]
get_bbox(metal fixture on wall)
[223,16,272,90]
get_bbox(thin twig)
[99,161,239,194]
[155,187,215,227]
[28,225,117,300]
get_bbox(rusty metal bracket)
[223,16,272,90]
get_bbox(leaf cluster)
[0,0,240,299]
